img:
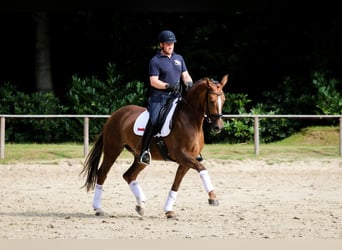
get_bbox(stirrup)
[139,150,151,165]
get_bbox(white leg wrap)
[199,170,214,193]
[129,180,146,204]
[164,190,178,212]
[93,184,103,209]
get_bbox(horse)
[81,74,228,219]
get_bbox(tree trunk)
[34,12,53,93]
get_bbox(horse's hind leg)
[93,147,123,216]
[123,160,147,216]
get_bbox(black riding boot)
[139,121,155,165]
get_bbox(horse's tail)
[81,132,104,192]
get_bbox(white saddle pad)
[133,98,179,137]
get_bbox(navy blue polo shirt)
[149,51,188,92]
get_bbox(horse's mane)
[184,77,209,99]
[180,77,210,112]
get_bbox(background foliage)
[0,64,146,142]
[0,8,341,143]
[1,67,340,143]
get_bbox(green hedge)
[0,67,340,143]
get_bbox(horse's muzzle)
[210,119,224,134]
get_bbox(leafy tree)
[312,71,342,115]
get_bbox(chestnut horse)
[81,75,228,219]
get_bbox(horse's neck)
[186,84,207,113]
[179,85,207,127]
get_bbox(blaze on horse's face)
[206,75,228,134]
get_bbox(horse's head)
[204,74,228,133]
[184,74,228,134]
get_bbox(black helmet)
[158,30,177,43]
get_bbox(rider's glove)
[185,81,193,91]
[165,82,179,92]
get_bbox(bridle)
[204,87,224,124]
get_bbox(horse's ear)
[221,74,229,86]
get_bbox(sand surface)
[1,157,342,239]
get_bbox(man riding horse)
[139,30,194,165]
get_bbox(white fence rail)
[222,114,342,156]
[1,114,342,159]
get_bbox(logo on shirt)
[174,59,181,66]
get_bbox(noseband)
[204,89,223,124]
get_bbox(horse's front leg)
[199,168,219,206]
[164,165,190,219]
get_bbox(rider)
[139,30,194,165]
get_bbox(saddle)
[133,94,203,162]
[133,97,181,137]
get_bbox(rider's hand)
[186,81,193,91]
[166,82,178,91]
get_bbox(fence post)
[340,117,342,156]
[0,117,5,159]
[254,116,260,155]
[84,117,89,157]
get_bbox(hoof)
[94,208,105,216]
[135,205,145,216]
[208,199,219,206]
[165,211,177,220]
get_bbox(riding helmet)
[158,30,177,43]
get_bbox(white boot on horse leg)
[199,170,219,206]
[129,180,146,216]
[164,190,178,219]
[93,184,105,216]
